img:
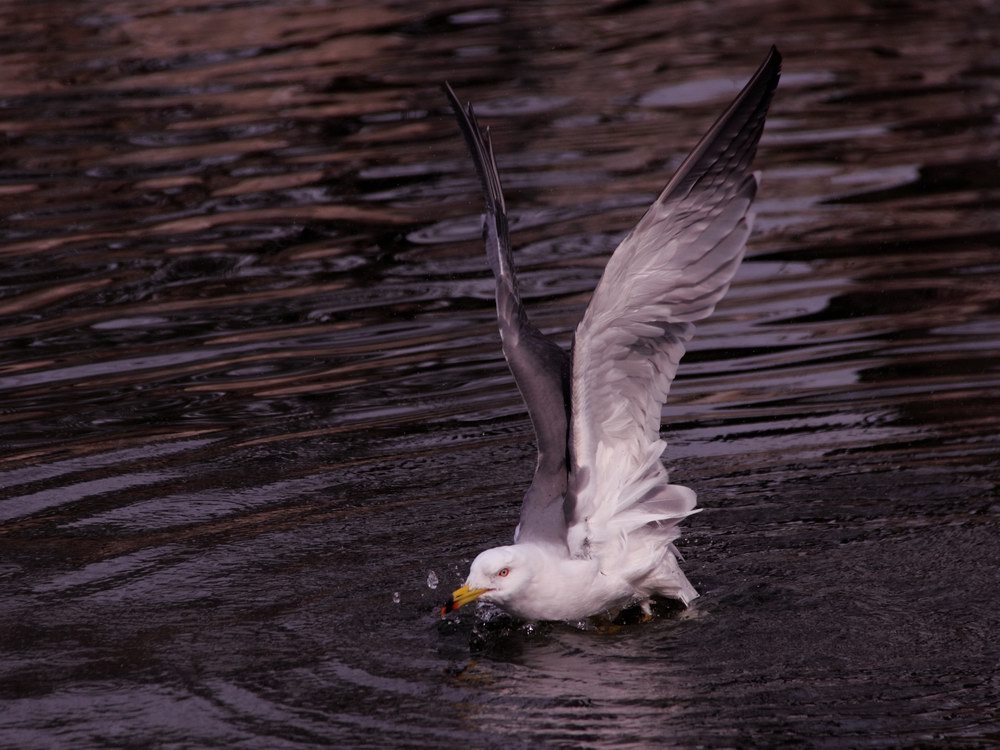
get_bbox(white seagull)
[441,47,781,622]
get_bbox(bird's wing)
[565,47,781,554]
[444,84,571,546]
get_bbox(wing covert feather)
[567,48,781,548]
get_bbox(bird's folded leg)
[639,599,654,622]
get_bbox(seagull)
[440,47,781,623]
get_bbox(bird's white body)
[468,546,616,621]
[467,537,696,621]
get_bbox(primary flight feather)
[442,47,781,622]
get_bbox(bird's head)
[440,545,533,616]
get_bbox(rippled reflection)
[2,0,999,747]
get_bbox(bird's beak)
[440,583,491,617]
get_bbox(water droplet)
[427,570,439,590]
[392,591,400,604]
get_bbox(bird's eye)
[497,567,510,577]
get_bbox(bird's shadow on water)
[436,597,688,662]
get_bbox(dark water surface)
[2,1,999,747]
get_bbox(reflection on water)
[2,1,999,747]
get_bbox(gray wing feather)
[444,83,571,546]
[567,48,781,545]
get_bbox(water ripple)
[2,1,999,748]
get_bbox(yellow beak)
[440,583,491,616]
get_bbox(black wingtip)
[753,44,783,89]
[442,81,480,128]
[758,46,782,90]
[442,81,463,117]
[441,81,508,217]
[766,45,782,80]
